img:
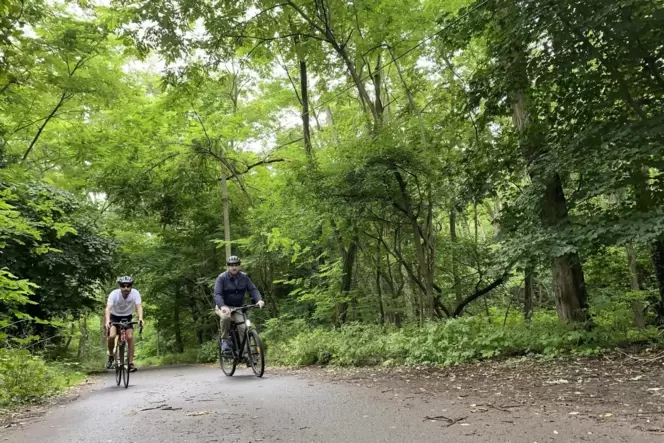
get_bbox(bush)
[198,339,220,363]
[0,349,83,406]
[134,343,218,368]
[262,309,663,368]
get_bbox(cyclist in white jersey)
[105,276,144,371]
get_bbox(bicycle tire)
[219,335,236,376]
[123,341,130,388]
[248,329,265,378]
[117,343,124,386]
[115,359,121,386]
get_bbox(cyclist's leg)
[217,307,232,337]
[121,316,135,371]
[126,328,135,370]
[233,312,247,359]
[106,315,118,368]
[107,326,117,354]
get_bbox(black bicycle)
[110,320,143,388]
[218,304,265,377]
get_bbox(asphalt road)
[2,365,661,443]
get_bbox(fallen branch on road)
[424,415,468,427]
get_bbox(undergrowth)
[261,310,663,367]
[0,349,86,408]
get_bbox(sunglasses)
[120,284,132,289]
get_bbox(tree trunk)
[541,174,589,322]
[510,82,588,322]
[524,264,534,321]
[220,164,231,259]
[651,238,664,324]
[450,208,463,305]
[372,54,384,119]
[376,241,385,325]
[299,59,313,160]
[626,244,646,329]
[393,169,434,321]
[63,322,75,351]
[338,234,359,324]
[174,291,184,353]
[551,253,587,322]
[77,316,88,360]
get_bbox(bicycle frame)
[110,321,142,365]
[219,303,265,377]
[226,305,256,361]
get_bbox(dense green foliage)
[1,0,664,406]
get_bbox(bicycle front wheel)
[123,342,130,388]
[219,335,236,376]
[116,344,124,386]
[248,329,265,378]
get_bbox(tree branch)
[22,91,71,162]
[452,275,507,317]
[226,158,288,180]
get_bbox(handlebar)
[109,320,143,335]
[228,303,260,313]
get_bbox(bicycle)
[109,320,143,388]
[218,304,265,377]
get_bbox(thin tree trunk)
[64,322,75,350]
[651,239,664,324]
[77,316,88,359]
[524,264,534,321]
[393,170,434,321]
[376,240,385,325]
[220,164,231,259]
[626,244,646,329]
[299,59,313,159]
[174,291,184,353]
[388,46,426,145]
[450,208,463,305]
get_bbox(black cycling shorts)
[110,314,133,329]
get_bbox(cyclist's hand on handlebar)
[257,300,265,309]
[139,319,144,328]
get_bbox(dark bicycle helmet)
[226,255,241,266]
[117,275,133,285]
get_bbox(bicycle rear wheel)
[123,342,130,388]
[219,335,236,376]
[248,329,265,378]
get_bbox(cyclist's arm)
[134,290,144,323]
[105,293,114,327]
[213,275,226,308]
[136,303,144,323]
[246,276,262,304]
